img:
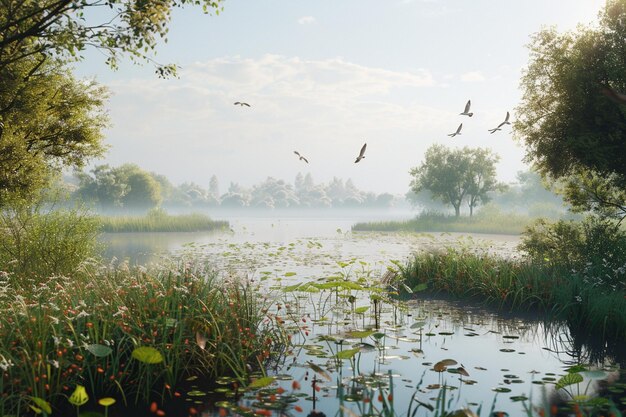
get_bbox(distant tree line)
[68,164,399,211]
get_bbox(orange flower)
[387,394,393,402]
[378,394,384,402]
[150,402,158,413]
[294,405,303,412]
[551,405,558,416]
[292,380,301,390]
[276,387,286,394]
[156,410,165,417]
[218,408,227,417]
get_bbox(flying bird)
[354,143,367,163]
[293,151,309,164]
[488,111,510,133]
[234,102,251,107]
[448,123,463,137]
[460,100,473,117]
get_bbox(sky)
[74,0,607,195]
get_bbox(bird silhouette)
[354,143,367,163]
[460,100,473,117]
[448,123,463,137]
[293,151,309,164]
[488,111,510,133]
[234,102,251,107]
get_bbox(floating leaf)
[284,272,297,277]
[346,330,375,339]
[86,344,112,358]
[248,376,276,389]
[556,373,583,390]
[336,348,360,360]
[131,346,164,364]
[492,387,511,393]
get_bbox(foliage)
[72,167,401,211]
[75,164,162,211]
[100,208,229,232]
[409,145,505,217]
[399,248,626,339]
[515,0,626,218]
[0,262,284,416]
[352,206,536,235]
[0,195,101,280]
[519,216,626,292]
[0,0,224,77]
[0,57,108,205]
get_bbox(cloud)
[297,16,316,25]
[99,55,525,193]
[460,71,486,83]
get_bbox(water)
[98,215,624,416]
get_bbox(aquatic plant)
[0,261,284,416]
[99,208,229,232]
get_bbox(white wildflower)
[48,359,59,369]
[75,311,90,319]
[0,357,14,371]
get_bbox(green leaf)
[131,346,164,364]
[247,376,275,389]
[284,272,297,277]
[556,372,583,390]
[336,348,360,360]
[413,283,428,292]
[345,330,375,339]
[30,397,52,414]
[354,306,370,314]
[86,344,112,358]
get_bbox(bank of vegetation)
[99,209,229,233]
[353,207,535,235]
[397,216,626,343]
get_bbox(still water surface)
[99,215,622,416]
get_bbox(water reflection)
[96,217,623,416]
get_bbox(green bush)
[519,216,626,292]
[0,201,101,280]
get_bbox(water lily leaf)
[336,348,360,360]
[284,272,297,277]
[131,346,164,364]
[556,373,583,390]
[248,376,276,389]
[86,344,112,358]
[346,330,375,339]
[354,306,370,314]
[410,321,426,329]
[30,397,52,414]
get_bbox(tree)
[515,0,626,219]
[409,145,504,217]
[0,0,224,77]
[410,145,471,217]
[117,165,162,210]
[465,148,506,216]
[209,175,220,199]
[0,57,108,205]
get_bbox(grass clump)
[0,262,286,416]
[100,208,229,232]
[399,242,626,342]
[352,207,534,235]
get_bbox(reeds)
[352,210,533,235]
[399,249,626,340]
[0,262,284,416]
[100,210,229,233]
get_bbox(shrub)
[0,200,101,281]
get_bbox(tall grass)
[398,249,626,340]
[352,210,533,235]
[100,209,229,232]
[0,262,285,416]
